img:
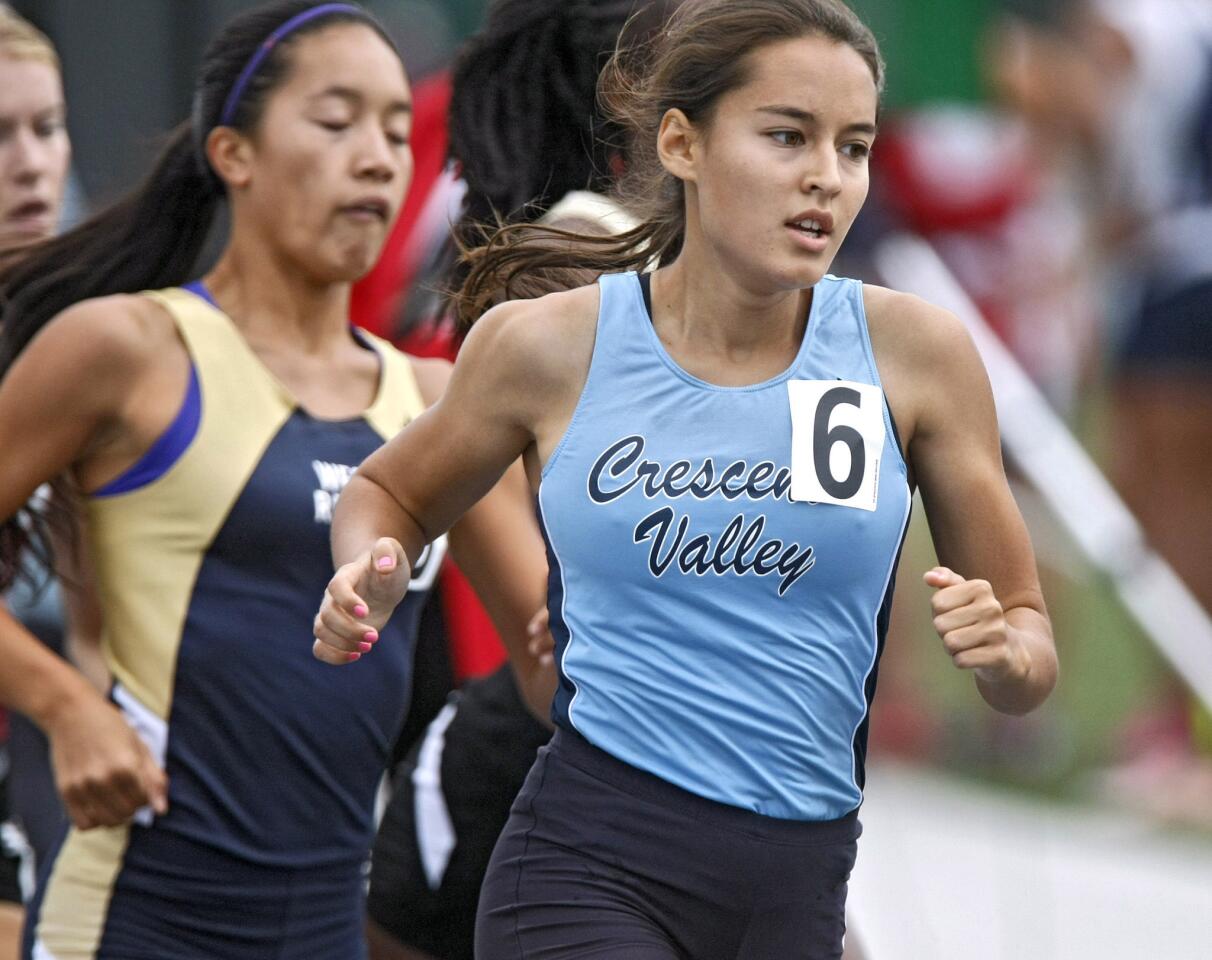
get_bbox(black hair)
[449,0,671,226]
[395,0,673,338]
[0,0,397,591]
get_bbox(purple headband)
[218,3,365,127]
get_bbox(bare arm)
[872,288,1057,715]
[314,292,590,686]
[0,301,137,725]
[446,459,555,723]
[329,300,552,571]
[410,356,554,718]
[0,297,171,825]
[47,504,112,694]
[0,902,22,960]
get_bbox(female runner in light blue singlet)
[313,1,1059,957]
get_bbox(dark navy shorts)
[22,826,367,960]
[476,729,861,960]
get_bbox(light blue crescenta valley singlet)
[537,271,913,821]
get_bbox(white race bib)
[788,379,885,512]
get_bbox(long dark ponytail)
[0,0,396,591]
[449,0,885,328]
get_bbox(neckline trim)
[182,280,388,425]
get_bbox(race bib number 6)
[788,379,886,511]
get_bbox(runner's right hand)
[313,536,411,664]
[46,694,168,829]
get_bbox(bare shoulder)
[459,282,600,391]
[406,355,453,407]
[25,293,177,377]
[859,284,994,454]
[861,284,975,368]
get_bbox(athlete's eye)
[841,141,871,161]
[769,130,805,147]
[35,118,65,139]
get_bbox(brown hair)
[451,0,883,328]
[0,4,60,69]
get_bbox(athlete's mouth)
[786,209,835,239]
[339,197,390,221]
[5,199,52,222]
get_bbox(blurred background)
[11,0,1211,956]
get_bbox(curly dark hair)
[449,0,673,226]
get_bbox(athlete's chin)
[323,244,384,283]
[766,256,834,292]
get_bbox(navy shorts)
[476,729,861,960]
[22,826,367,960]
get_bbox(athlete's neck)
[652,236,811,384]
[203,241,353,354]
[658,211,812,361]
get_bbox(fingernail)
[347,651,362,662]
[377,556,393,570]
[363,631,378,643]
[353,604,368,618]
[358,641,372,652]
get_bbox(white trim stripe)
[412,701,459,890]
[0,819,34,903]
[111,682,167,828]
[32,938,60,960]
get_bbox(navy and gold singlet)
[26,285,441,960]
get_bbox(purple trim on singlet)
[94,351,203,498]
[183,279,218,308]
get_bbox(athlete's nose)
[353,127,398,184]
[800,143,842,198]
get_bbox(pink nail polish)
[358,641,373,653]
[353,604,368,618]
[364,631,378,644]
[377,556,393,569]
[347,651,361,662]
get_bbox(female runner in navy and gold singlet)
[0,3,548,959]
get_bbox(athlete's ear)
[657,108,700,184]
[205,125,254,191]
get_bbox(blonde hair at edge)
[0,4,60,67]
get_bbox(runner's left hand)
[923,567,1028,684]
